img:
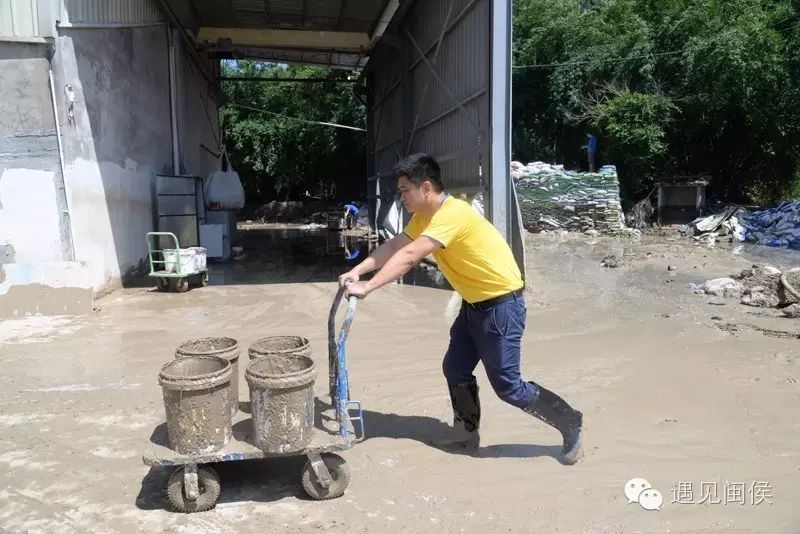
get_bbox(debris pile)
[689,201,800,249]
[601,255,620,268]
[628,197,655,229]
[512,162,626,235]
[690,264,800,313]
[242,201,322,222]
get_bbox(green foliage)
[589,88,677,195]
[513,0,800,205]
[220,61,366,202]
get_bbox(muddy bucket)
[176,337,240,417]
[248,336,311,361]
[246,354,316,453]
[158,356,233,455]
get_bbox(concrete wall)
[0,26,221,314]
[0,40,92,317]
[176,37,221,178]
[54,27,220,293]
[0,41,72,264]
[0,261,93,316]
[53,26,173,293]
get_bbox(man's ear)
[420,180,432,195]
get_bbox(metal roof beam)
[219,76,355,82]
[263,0,272,25]
[197,26,370,50]
[336,0,346,30]
[228,0,239,25]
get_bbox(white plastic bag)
[381,201,402,237]
[205,150,245,209]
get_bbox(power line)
[512,50,684,69]
[778,20,800,33]
[230,103,366,132]
[220,76,356,83]
[514,18,800,71]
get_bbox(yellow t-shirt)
[403,196,523,303]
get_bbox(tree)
[588,87,677,197]
[220,61,367,203]
[513,0,800,205]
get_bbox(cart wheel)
[301,453,350,500]
[169,277,189,293]
[166,466,220,513]
[199,271,209,287]
[156,277,169,292]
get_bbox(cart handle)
[146,232,183,274]
[327,284,357,394]
[327,284,359,439]
[146,231,180,248]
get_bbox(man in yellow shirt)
[340,153,583,465]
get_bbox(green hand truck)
[146,232,209,293]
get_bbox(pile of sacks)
[690,264,800,317]
[690,200,800,249]
[512,161,626,235]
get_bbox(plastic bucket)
[176,337,240,417]
[248,336,310,361]
[245,354,316,453]
[158,355,232,455]
[163,248,189,274]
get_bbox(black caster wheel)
[165,465,220,513]
[301,453,350,500]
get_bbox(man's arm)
[339,233,412,285]
[345,236,440,298]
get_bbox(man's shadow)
[314,398,561,460]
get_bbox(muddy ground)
[0,227,798,533]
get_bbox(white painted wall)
[65,158,155,289]
[0,168,63,262]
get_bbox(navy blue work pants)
[442,294,538,409]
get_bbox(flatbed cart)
[146,231,209,292]
[141,286,364,512]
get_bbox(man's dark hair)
[393,153,444,192]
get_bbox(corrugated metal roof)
[370,0,488,194]
[0,0,40,37]
[156,0,397,69]
[59,0,164,26]
[189,0,388,33]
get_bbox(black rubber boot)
[432,380,481,448]
[523,384,583,465]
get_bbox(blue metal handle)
[336,294,357,440]
[328,285,363,444]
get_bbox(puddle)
[208,226,449,290]
[729,242,800,266]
